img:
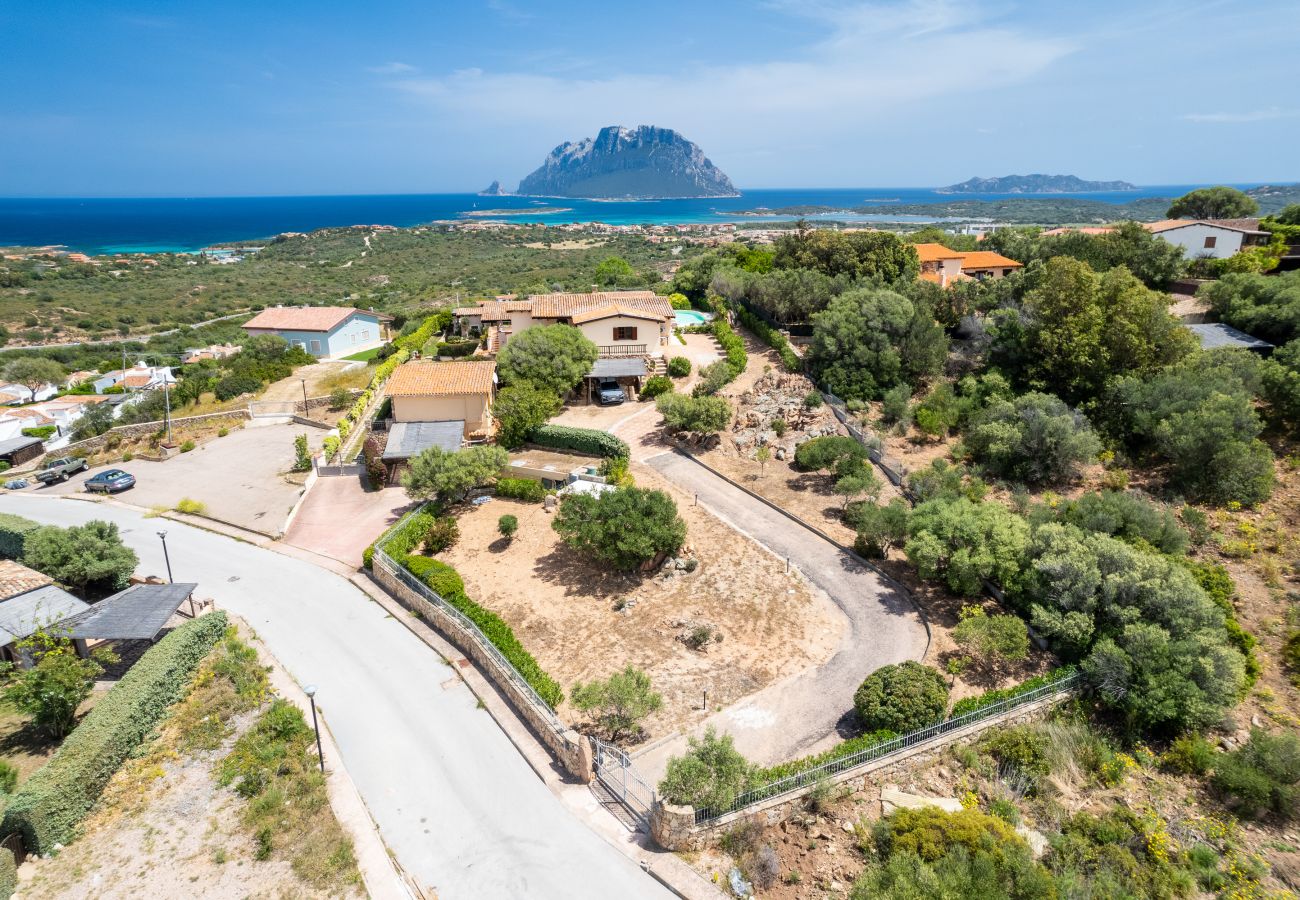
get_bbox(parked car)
[84,469,136,494]
[597,379,625,405]
[34,456,89,485]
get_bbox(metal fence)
[374,508,568,739]
[821,390,909,488]
[592,737,657,829]
[694,673,1079,825]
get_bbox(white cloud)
[384,1,1073,182]
[366,62,417,75]
[1182,107,1299,124]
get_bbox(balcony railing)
[597,344,646,358]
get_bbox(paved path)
[0,494,669,900]
[284,478,411,568]
[634,450,928,781]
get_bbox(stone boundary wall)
[650,692,1069,851]
[371,556,593,783]
[20,410,252,471]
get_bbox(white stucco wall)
[576,315,667,349]
[1153,224,1245,260]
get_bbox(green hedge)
[733,305,802,373]
[529,424,628,459]
[21,426,56,440]
[395,315,440,352]
[435,341,478,358]
[1,612,228,853]
[755,729,899,784]
[948,665,1077,718]
[0,846,13,900]
[399,553,563,708]
[496,477,547,503]
[0,513,39,561]
[364,507,439,569]
[710,318,748,388]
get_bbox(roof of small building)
[1186,322,1275,351]
[0,560,53,603]
[382,420,465,460]
[1040,226,1118,236]
[913,242,964,263]
[242,306,387,333]
[60,582,198,641]
[386,359,496,397]
[570,304,669,325]
[0,583,91,644]
[529,291,673,320]
[0,436,44,457]
[957,250,1023,270]
[1144,219,1266,235]
[590,357,649,379]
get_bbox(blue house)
[241,306,392,358]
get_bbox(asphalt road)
[635,450,929,780]
[0,494,668,900]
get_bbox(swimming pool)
[674,309,712,327]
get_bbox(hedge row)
[435,340,478,358]
[399,553,564,708]
[496,477,547,502]
[1,612,228,853]
[337,345,412,441]
[364,506,441,569]
[711,318,748,387]
[528,424,629,459]
[733,305,802,373]
[0,513,39,561]
[948,665,1078,717]
[394,314,441,352]
[0,847,12,900]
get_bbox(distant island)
[938,174,1138,194]
[463,207,571,217]
[511,125,738,200]
[478,180,508,196]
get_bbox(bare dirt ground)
[258,359,373,404]
[436,463,844,745]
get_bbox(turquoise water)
[674,310,711,327]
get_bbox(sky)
[1,0,1297,196]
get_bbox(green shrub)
[0,759,15,794]
[1,612,228,853]
[981,725,1051,782]
[794,435,866,474]
[434,340,478,358]
[0,512,39,560]
[949,666,1077,717]
[529,424,629,459]
[424,516,459,553]
[0,847,13,900]
[179,439,196,453]
[1284,630,1300,681]
[638,375,673,400]
[496,477,547,502]
[667,356,692,377]
[497,515,518,540]
[853,662,949,733]
[1162,734,1217,776]
[20,426,56,440]
[733,304,801,372]
[1212,729,1300,819]
[753,728,898,783]
[399,553,562,707]
[659,726,754,811]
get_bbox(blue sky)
[2,0,1297,196]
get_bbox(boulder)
[880,788,964,814]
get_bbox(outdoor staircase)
[646,355,667,377]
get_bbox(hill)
[939,174,1138,194]
[515,125,738,199]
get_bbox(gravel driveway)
[633,449,929,780]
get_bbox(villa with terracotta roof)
[453,290,673,360]
[383,359,498,464]
[1039,219,1271,260]
[241,305,392,358]
[913,243,1022,287]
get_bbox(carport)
[582,357,646,404]
[60,582,199,645]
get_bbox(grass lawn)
[340,347,383,362]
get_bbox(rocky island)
[939,174,1138,193]
[512,125,738,199]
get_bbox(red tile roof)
[530,291,673,320]
[0,560,52,602]
[386,360,496,397]
[912,243,964,263]
[956,250,1023,270]
[569,304,669,325]
[243,306,385,333]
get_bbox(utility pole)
[301,379,309,414]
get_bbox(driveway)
[27,422,323,536]
[283,477,412,568]
[0,494,668,900]
[633,450,929,781]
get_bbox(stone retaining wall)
[372,556,593,782]
[650,694,1068,851]
[21,410,251,471]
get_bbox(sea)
[0,185,1249,256]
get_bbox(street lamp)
[304,684,324,772]
[301,379,309,414]
[156,531,173,583]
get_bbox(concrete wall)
[650,693,1070,851]
[372,554,593,782]
[20,410,251,471]
[1155,223,1246,259]
[391,393,491,438]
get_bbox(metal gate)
[248,400,297,418]
[592,738,655,830]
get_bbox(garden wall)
[21,410,252,471]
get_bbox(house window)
[309,339,322,354]
[613,326,638,341]
[361,329,369,340]
[1204,236,1217,249]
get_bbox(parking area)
[283,476,411,568]
[21,422,325,536]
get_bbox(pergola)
[60,582,199,643]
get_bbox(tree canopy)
[492,383,562,449]
[1167,186,1259,220]
[496,324,598,396]
[1202,270,1300,345]
[965,391,1101,486]
[552,486,687,571]
[22,520,138,598]
[774,227,920,282]
[402,445,508,503]
[2,357,65,402]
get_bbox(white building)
[1144,219,1270,260]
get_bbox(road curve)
[634,450,928,781]
[0,494,668,900]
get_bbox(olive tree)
[659,727,754,811]
[402,445,508,503]
[496,324,598,396]
[965,392,1101,486]
[552,486,686,571]
[570,666,663,742]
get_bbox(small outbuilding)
[0,560,91,666]
[581,357,647,404]
[0,436,45,468]
[59,582,200,643]
[1185,323,1274,354]
[382,420,465,463]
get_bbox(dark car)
[84,469,136,494]
[597,379,625,405]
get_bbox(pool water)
[674,309,711,327]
